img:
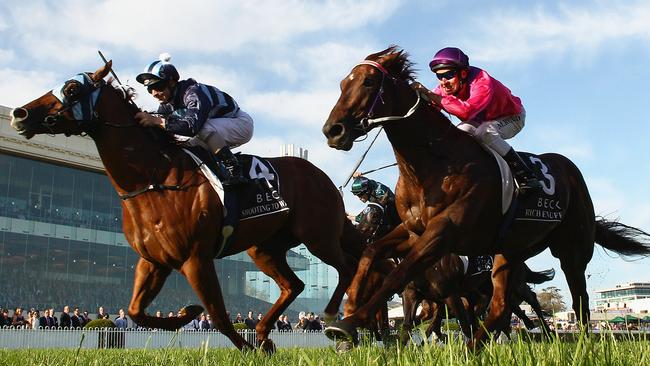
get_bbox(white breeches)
[176,110,254,152]
[456,108,526,156]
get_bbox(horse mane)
[104,78,178,147]
[366,46,455,129]
[365,45,417,82]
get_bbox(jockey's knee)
[203,132,227,153]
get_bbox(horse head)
[322,46,417,151]
[10,62,114,139]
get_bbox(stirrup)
[222,175,247,186]
[515,176,543,194]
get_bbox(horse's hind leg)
[517,284,553,335]
[246,246,304,350]
[468,254,520,351]
[300,233,358,320]
[548,213,594,327]
[128,257,202,330]
[182,256,253,350]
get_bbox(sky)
[1,0,649,308]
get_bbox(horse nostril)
[11,108,28,120]
[325,123,344,139]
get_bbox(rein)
[354,60,422,132]
[44,74,198,200]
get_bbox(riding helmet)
[429,47,470,72]
[351,177,375,196]
[136,53,180,87]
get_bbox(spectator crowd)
[1,304,327,332]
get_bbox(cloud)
[244,89,340,129]
[0,68,60,108]
[462,1,650,65]
[4,0,401,65]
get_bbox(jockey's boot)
[215,147,247,186]
[503,148,543,194]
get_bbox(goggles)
[434,69,458,81]
[146,80,168,93]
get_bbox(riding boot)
[215,147,247,186]
[503,148,543,193]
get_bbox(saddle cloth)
[182,148,289,256]
[486,148,567,223]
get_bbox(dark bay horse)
[9,62,365,351]
[321,46,650,349]
[401,262,555,344]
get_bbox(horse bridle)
[45,73,138,132]
[352,60,422,134]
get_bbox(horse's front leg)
[128,257,203,330]
[344,224,411,316]
[399,284,421,345]
[182,255,253,351]
[327,219,452,343]
[246,247,304,353]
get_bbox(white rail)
[0,328,332,349]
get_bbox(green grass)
[0,331,648,366]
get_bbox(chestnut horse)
[9,62,364,351]
[322,46,650,349]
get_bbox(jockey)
[134,53,253,186]
[411,47,542,193]
[350,174,395,207]
[348,173,400,241]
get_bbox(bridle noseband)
[352,60,422,134]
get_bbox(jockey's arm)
[163,86,212,136]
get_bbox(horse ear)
[91,60,112,82]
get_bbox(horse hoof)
[324,322,358,345]
[323,313,338,324]
[179,304,204,319]
[259,339,276,355]
[335,341,354,354]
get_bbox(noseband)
[353,60,422,133]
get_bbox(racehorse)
[401,262,555,344]
[321,46,650,349]
[9,61,365,352]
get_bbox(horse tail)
[595,217,650,258]
[524,266,555,284]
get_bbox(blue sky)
[1,0,649,307]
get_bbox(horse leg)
[424,301,446,343]
[128,257,202,330]
[511,301,535,329]
[446,295,474,339]
[468,254,519,351]
[561,261,590,327]
[518,285,553,335]
[400,284,420,345]
[181,256,253,350]
[326,221,451,343]
[344,228,413,317]
[302,246,359,322]
[246,246,304,351]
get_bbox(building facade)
[0,106,319,317]
[594,282,650,312]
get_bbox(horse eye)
[362,77,375,87]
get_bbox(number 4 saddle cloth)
[182,147,290,257]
